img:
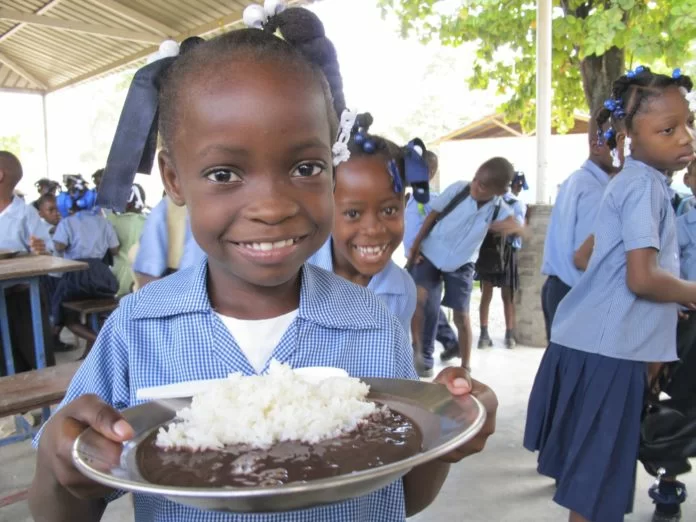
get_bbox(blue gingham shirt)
[503,191,526,250]
[53,209,119,260]
[551,158,679,362]
[132,198,206,277]
[0,196,52,252]
[541,160,611,287]
[403,192,439,255]
[420,181,511,271]
[677,208,696,281]
[308,239,417,335]
[41,260,418,522]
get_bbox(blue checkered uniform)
[39,260,417,522]
[308,239,416,336]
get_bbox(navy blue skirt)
[524,343,646,522]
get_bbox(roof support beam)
[491,118,525,137]
[0,8,162,44]
[0,51,47,90]
[89,0,176,37]
[0,0,65,44]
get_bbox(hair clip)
[387,159,403,193]
[332,109,357,167]
[673,68,682,79]
[243,0,286,29]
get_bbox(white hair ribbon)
[146,39,180,65]
[128,185,144,210]
[332,109,358,167]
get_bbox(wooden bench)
[62,298,119,357]
[63,297,119,318]
[0,360,81,419]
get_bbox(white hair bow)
[146,39,180,65]
[686,91,696,113]
[332,109,358,167]
[243,0,287,29]
[128,185,144,210]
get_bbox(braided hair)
[343,113,406,190]
[159,8,345,151]
[596,66,693,150]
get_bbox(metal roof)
[0,0,308,94]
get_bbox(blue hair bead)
[354,132,365,145]
[604,128,615,142]
[627,70,636,79]
[363,140,376,154]
[673,68,682,79]
[604,99,616,111]
[635,65,645,74]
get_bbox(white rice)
[156,361,376,451]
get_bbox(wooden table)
[0,256,87,375]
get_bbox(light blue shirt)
[52,209,119,260]
[403,192,439,255]
[0,196,51,253]
[676,195,695,217]
[40,260,417,522]
[541,159,611,287]
[503,191,527,250]
[677,208,696,281]
[132,197,206,277]
[420,181,511,271]
[308,239,417,335]
[551,157,679,363]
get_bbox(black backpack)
[475,204,506,278]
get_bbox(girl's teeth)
[356,245,387,255]
[244,239,296,251]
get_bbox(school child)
[308,113,416,334]
[32,177,60,210]
[106,184,147,296]
[29,6,496,521]
[477,171,528,349]
[48,184,119,350]
[403,150,459,360]
[406,157,526,377]
[0,151,56,373]
[676,161,696,215]
[36,193,61,236]
[540,113,623,341]
[131,195,206,288]
[524,66,696,522]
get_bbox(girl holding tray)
[29,3,496,522]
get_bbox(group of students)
[0,160,149,366]
[533,66,696,522]
[24,5,500,522]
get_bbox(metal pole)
[536,0,552,204]
[41,93,50,178]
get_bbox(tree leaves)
[379,0,696,133]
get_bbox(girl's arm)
[406,211,439,268]
[626,248,696,304]
[574,235,594,271]
[53,241,67,253]
[488,216,528,238]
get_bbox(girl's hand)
[433,370,498,463]
[36,395,134,499]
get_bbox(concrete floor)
[1,293,694,521]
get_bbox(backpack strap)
[491,200,501,223]
[434,184,471,224]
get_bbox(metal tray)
[73,378,485,513]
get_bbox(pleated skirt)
[523,343,646,522]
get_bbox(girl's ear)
[159,150,185,206]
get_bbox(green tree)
[0,134,22,155]
[379,0,696,132]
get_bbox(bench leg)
[0,289,14,376]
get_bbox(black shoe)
[440,344,459,362]
[650,479,686,522]
[477,334,493,349]
[505,337,517,349]
[414,356,434,378]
